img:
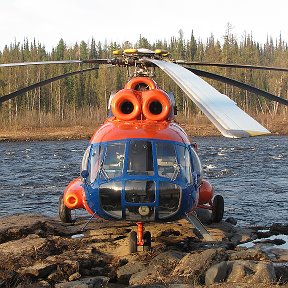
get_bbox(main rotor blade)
[0,59,110,68]
[0,67,98,103]
[149,59,270,138]
[177,61,288,73]
[184,67,288,106]
[0,60,82,67]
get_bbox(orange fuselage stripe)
[90,120,191,144]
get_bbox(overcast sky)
[1,0,287,51]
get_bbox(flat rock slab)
[0,213,286,287]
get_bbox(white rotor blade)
[0,60,82,68]
[150,59,270,138]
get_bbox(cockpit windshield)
[88,140,197,184]
[127,140,153,175]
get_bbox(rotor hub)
[111,48,171,77]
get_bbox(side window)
[89,144,103,182]
[156,142,178,179]
[190,147,203,183]
[177,145,193,184]
[80,145,91,174]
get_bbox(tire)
[211,195,224,223]
[58,195,72,223]
[143,231,152,251]
[129,231,137,253]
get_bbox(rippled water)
[0,136,287,226]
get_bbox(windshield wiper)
[171,164,181,181]
[99,160,111,181]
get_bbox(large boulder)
[54,276,110,288]
[226,260,276,284]
[265,248,288,262]
[270,223,288,235]
[170,248,228,284]
[205,261,228,285]
[18,262,57,278]
[228,248,270,261]
[274,264,288,284]
[117,262,146,284]
[129,250,186,286]
[0,234,67,270]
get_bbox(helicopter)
[1,48,288,253]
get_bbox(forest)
[0,29,288,132]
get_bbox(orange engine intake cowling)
[142,90,171,121]
[198,180,214,205]
[125,77,157,90]
[111,89,141,121]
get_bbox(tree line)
[0,29,288,128]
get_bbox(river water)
[0,136,287,226]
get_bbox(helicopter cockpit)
[81,139,203,222]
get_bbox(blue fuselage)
[83,138,201,222]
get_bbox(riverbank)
[0,117,287,142]
[0,213,287,287]
[0,120,221,142]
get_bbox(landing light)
[138,206,150,216]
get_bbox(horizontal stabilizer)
[149,59,270,138]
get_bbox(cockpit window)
[81,145,91,174]
[127,141,154,175]
[190,147,203,183]
[100,143,125,179]
[177,145,193,184]
[89,144,103,182]
[156,142,178,179]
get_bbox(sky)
[1,0,288,52]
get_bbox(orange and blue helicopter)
[1,48,288,252]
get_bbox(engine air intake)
[149,101,163,115]
[142,90,171,121]
[111,89,141,121]
[125,77,157,90]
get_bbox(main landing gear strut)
[129,222,151,253]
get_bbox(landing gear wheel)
[143,231,152,251]
[211,195,224,223]
[58,195,72,223]
[129,231,137,253]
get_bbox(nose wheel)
[211,194,224,223]
[58,195,72,223]
[129,222,151,253]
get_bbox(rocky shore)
[0,213,287,288]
